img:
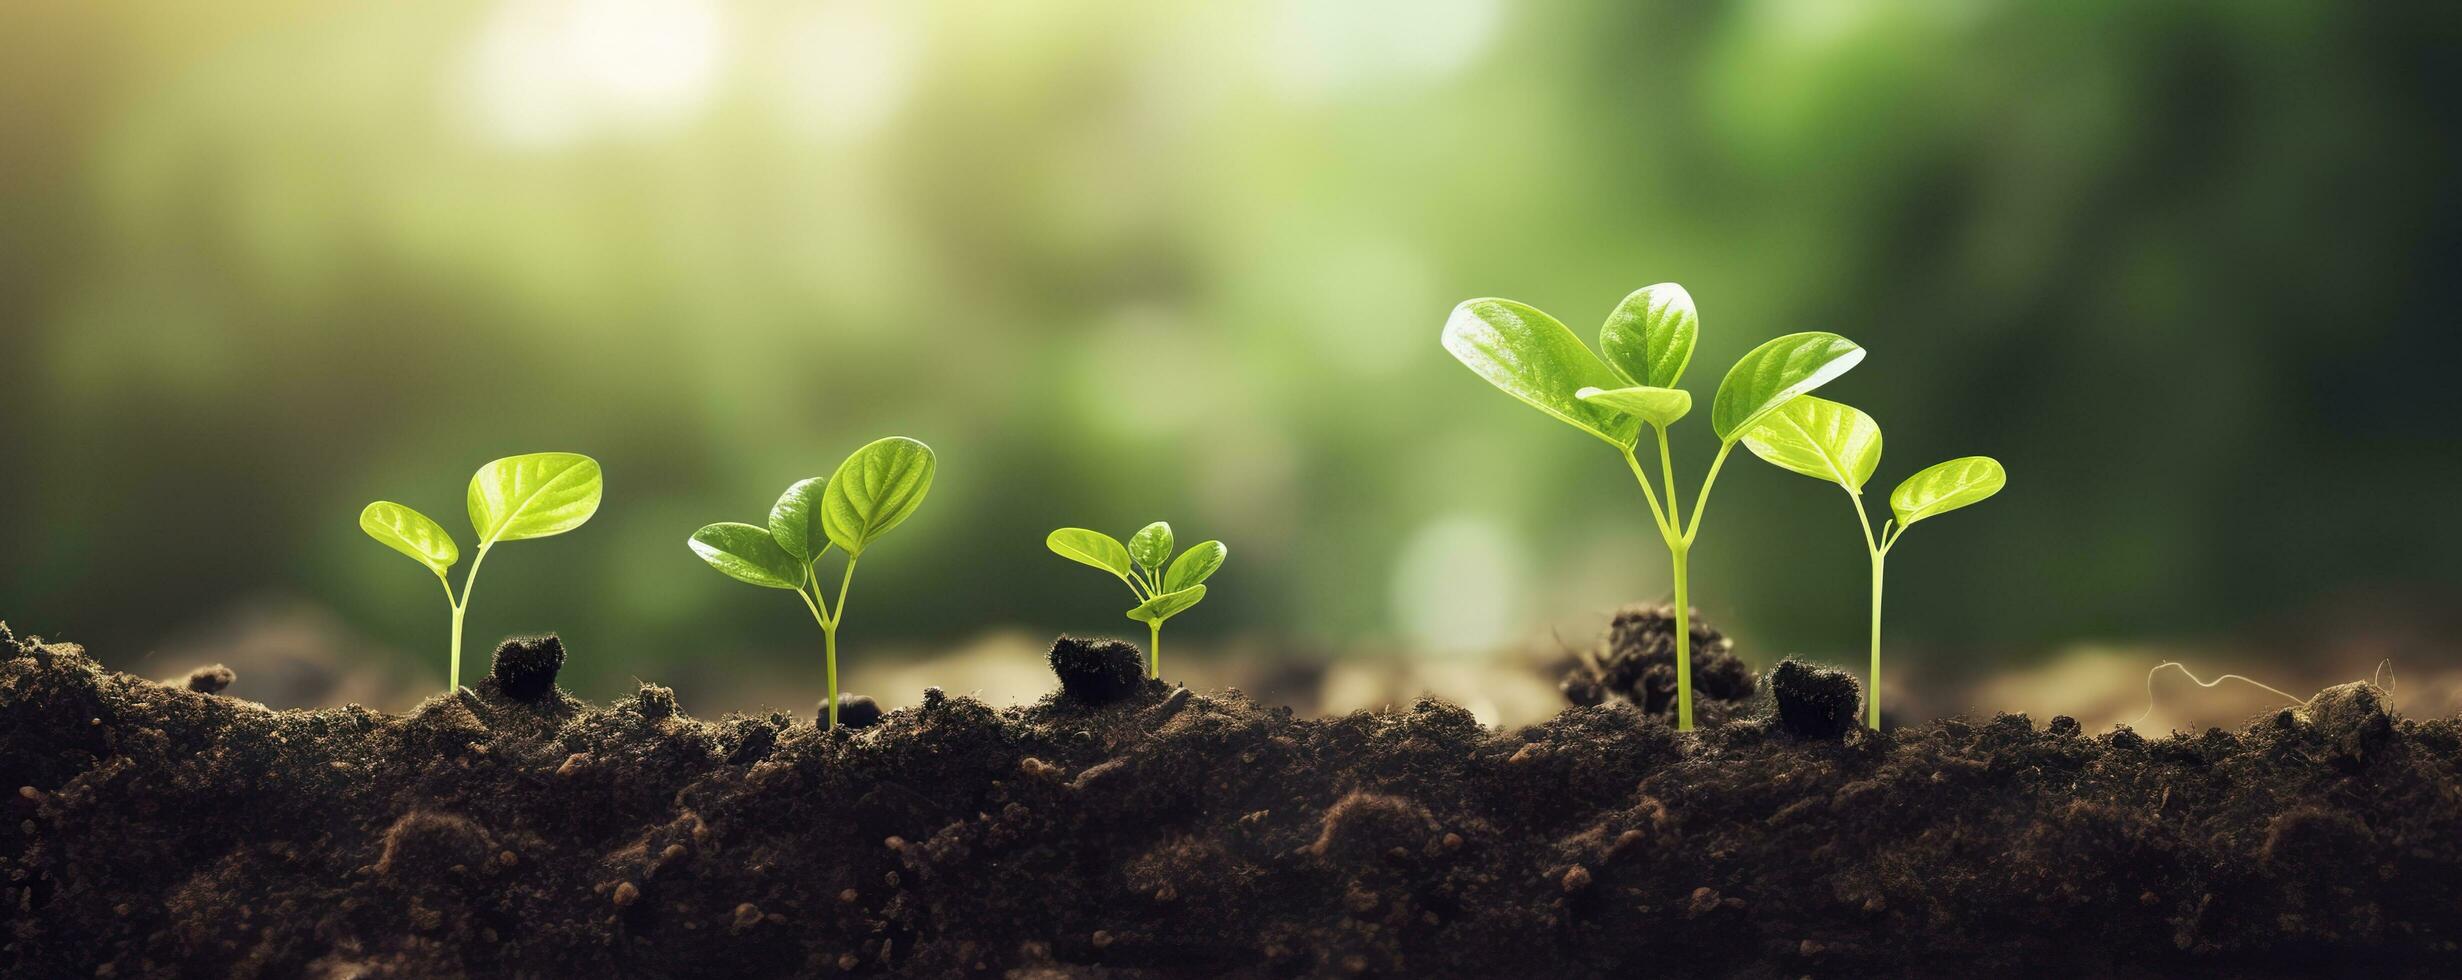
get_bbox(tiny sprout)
[689,436,936,730]
[360,452,604,691]
[1442,283,1862,730]
[1046,521,1225,679]
[1739,395,2004,728]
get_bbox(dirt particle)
[556,752,590,777]
[1018,757,1060,780]
[731,903,762,932]
[183,664,235,694]
[884,836,907,852]
[498,850,517,868]
[1508,743,1543,765]
[1687,887,1722,917]
[373,811,492,878]
[1443,832,1464,852]
[836,953,859,971]
[833,694,883,729]
[612,882,640,907]
[838,888,859,904]
[1562,865,1592,893]
[1091,929,1114,948]
[2304,681,2395,765]
[1046,635,1146,705]
[1308,792,1438,862]
[1153,884,1177,903]
[17,786,36,801]
[489,635,565,700]
[2049,715,2082,737]
[1769,659,1861,740]
[1799,939,1825,957]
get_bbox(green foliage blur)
[4,0,2459,700]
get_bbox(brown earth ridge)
[5,613,2460,978]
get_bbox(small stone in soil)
[184,664,235,694]
[832,694,883,729]
[490,635,566,701]
[1047,635,1146,705]
[1769,658,1861,740]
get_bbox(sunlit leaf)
[1164,540,1226,592]
[1710,333,1865,441]
[1890,456,2007,527]
[821,437,937,557]
[1598,282,1697,388]
[1442,298,1642,447]
[466,452,603,543]
[768,477,829,563]
[1740,395,1883,492]
[1576,385,1692,427]
[1125,584,1207,625]
[359,501,458,578]
[1048,527,1133,577]
[689,522,805,590]
[1129,521,1174,572]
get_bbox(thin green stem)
[446,546,493,690]
[825,626,840,729]
[1845,490,1884,730]
[1669,543,1693,731]
[1148,621,1162,679]
[1618,446,1675,537]
[1653,424,1681,527]
[1680,442,1737,547]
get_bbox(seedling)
[689,436,936,729]
[360,452,605,691]
[1443,284,1862,730]
[1046,522,1225,679]
[1738,395,2003,728]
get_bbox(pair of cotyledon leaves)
[688,437,938,590]
[1441,283,1864,445]
[1046,522,1225,625]
[360,452,606,580]
[1738,396,2005,526]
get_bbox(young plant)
[1738,395,2004,728]
[688,436,936,729]
[359,452,605,691]
[1046,522,1225,679]
[1442,284,1862,730]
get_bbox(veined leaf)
[1710,333,1865,441]
[1125,584,1207,625]
[1442,298,1642,447]
[360,501,458,577]
[821,437,936,557]
[1129,522,1174,572]
[689,522,805,590]
[1576,385,1692,427]
[1164,540,1226,592]
[467,452,603,543]
[1740,395,1883,492]
[1599,283,1697,388]
[1048,527,1133,577]
[768,477,830,563]
[1891,457,2006,527]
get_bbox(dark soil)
[7,612,2462,978]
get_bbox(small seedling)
[1046,522,1225,678]
[689,436,936,729]
[360,452,605,691]
[1738,395,2003,728]
[1443,284,1862,730]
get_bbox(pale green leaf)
[1576,385,1692,427]
[1710,333,1866,441]
[1164,540,1226,592]
[690,522,805,590]
[1125,584,1207,625]
[1442,298,1642,447]
[359,501,458,578]
[1890,457,2007,527]
[821,437,937,557]
[1129,521,1174,572]
[768,477,829,563]
[1598,283,1697,388]
[1047,527,1133,577]
[466,452,604,543]
[1740,395,1884,492]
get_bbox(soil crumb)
[7,626,2462,977]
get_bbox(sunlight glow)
[462,0,729,149]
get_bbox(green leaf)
[768,477,829,563]
[689,522,806,590]
[1164,540,1226,592]
[1710,332,1866,441]
[1125,584,1207,625]
[466,452,604,544]
[1442,299,1642,447]
[1129,521,1174,572]
[1576,385,1693,427]
[1740,395,1884,492]
[360,501,458,578]
[1598,283,1697,388]
[1047,527,1133,577]
[821,437,937,557]
[1890,456,2007,527]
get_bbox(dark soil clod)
[1768,658,1861,740]
[1047,635,1146,705]
[183,663,235,694]
[1562,604,1756,722]
[834,693,883,729]
[488,634,565,700]
[2304,680,2395,766]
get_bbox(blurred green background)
[5,0,2459,723]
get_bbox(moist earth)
[4,614,2460,978]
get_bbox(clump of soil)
[1560,604,1756,722]
[7,618,2462,977]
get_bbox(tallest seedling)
[1442,284,1862,730]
